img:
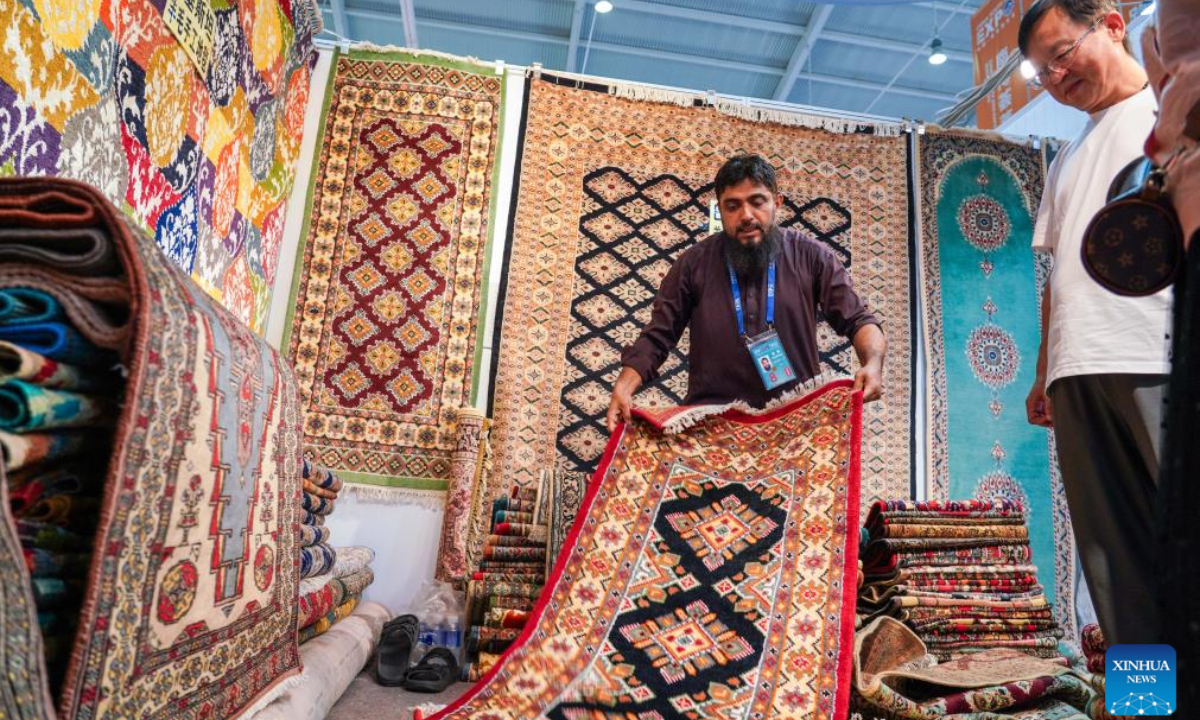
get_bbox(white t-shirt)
[1032,88,1171,388]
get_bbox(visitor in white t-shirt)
[1019,0,1169,646]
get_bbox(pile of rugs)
[857,500,1065,662]
[1081,624,1116,720]
[461,484,549,681]
[850,616,1095,719]
[0,200,128,691]
[296,459,377,645]
[300,458,340,579]
[0,178,305,720]
[297,546,376,644]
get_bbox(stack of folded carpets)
[0,210,129,691]
[296,546,377,644]
[462,485,549,681]
[858,500,1064,663]
[851,616,1094,720]
[1081,624,1114,719]
[299,458,341,579]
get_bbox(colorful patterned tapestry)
[916,131,1078,638]
[0,177,302,720]
[488,76,914,513]
[0,0,320,334]
[430,379,862,720]
[284,50,506,491]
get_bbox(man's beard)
[724,224,782,275]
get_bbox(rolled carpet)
[243,601,390,720]
[299,524,332,547]
[301,491,335,516]
[0,341,107,392]
[300,543,336,579]
[0,380,110,432]
[0,429,92,471]
[0,227,118,275]
[298,578,346,629]
[298,595,361,644]
[303,479,338,500]
[329,546,374,579]
[333,567,374,597]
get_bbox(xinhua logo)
[1106,644,1176,716]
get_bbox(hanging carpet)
[488,75,914,515]
[285,50,506,495]
[0,0,320,333]
[429,378,862,720]
[915,131,1080,640]
[0,177,303,720]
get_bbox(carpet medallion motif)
[916,132,1078,638]
[492,77,913,513]
[286,52,503,488]
[430,380,862,720]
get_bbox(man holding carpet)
[606,154,887,432]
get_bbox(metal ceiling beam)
[773,5,833,100]
[822,30,971,62]
[911,1,979,15]
[566,0,588,72]
[398,0,419,48]
[577,0,972,63]
[596,0,797,35]
[343,10,959,103]
[330,0,349,39]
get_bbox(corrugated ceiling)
[322,0,991,123]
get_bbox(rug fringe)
[607,82,903,136]
[344,484,446,510]
[412,702,447,720]
[240,672,305,719]
[341,41,494,69]
[653,371,851,434]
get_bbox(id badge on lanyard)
[728,260,796,391]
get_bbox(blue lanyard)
[726,260,775,338]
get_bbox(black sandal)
[403,647,459,693]
[374,614,419,686]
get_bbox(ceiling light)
[1140,1,1156,15]
[595,0,614,12]
[928,37,947,65]
[1020,59,1037,80]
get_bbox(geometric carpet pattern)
[286,52,503,488]
[491,76,913,514]
[559,167,856,471]
[916,130,1078,639]
[431,380,862,720]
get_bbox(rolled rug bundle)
[0,381,110,432]
[0,340,108,393]
[299,524,332,547]
[297,573,346,630]
[0,227,118,276]
[0,429,92,472]
[300,543,337,579]
[298,594,361,644]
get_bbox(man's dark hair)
[715,154,778,199]
[1018,0,1131,56]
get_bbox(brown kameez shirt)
[621,228,881,408]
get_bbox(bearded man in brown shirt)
[606,154,886,431]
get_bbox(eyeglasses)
[1025,17,1103,89]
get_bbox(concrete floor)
[325,673,471,720]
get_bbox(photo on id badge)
[1105,644,1176,715]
